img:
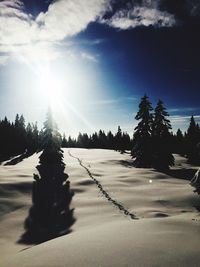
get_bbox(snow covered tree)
[132,94,153,167]
[23,109,74,243]
[152,100,174,171]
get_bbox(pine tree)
[23,109,74,243]
[175,129,185,155]
[98,130,107,148]
[107,131,115,149]
[91,132,98,148]
[132,94,153,167]
[186,116,200,164]
[122,132,131,151]
[62,133,68,147]
[115,126,123,152]
[152,100,174,171]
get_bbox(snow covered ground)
[1,149,200,266]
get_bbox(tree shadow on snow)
[4,151,34,166]
[114,159,134,168]
[18,207,76,245]
[156,168,197,181]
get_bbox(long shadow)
[18,204,75,245]
[112,160,197,182]
[161,168,197,181]
[118,159,134,168]
[18,178,76,245]
[4,151,34,166]
[0,182,32,197]
[18,211,76,245]
[107,159,134,168]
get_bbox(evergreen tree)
[107,131,115,149]
[98,130,107,148]
[122,132,131,151]
[186,116,200,164]
[175,129,185,155]
[152,100,174,171]
[132,94,153,167]
[26,123,34,152]
[91,132,98,148]
[68,136,76,147]
[62,133,68,147]
[115,126,123,152]
[23,109,74,243]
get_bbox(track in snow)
[68,150,138,220]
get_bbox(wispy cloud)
[81,52,98,63]
[102,5,175,29]
[170,115,200,123]
[169,107,200,113]
[90,96,137,106]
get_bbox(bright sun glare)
[39,68,64,110]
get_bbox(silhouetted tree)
[152,100,174,171]
[23,109,74,243]
[115,126,123,152]
[186,116,200,164]
[132,94,153,167]
[68,136,77,147]
[98,130,107,148]
[122,132,132,151]
[26,122,39,153]
[174,128,186,155]
[91,132,99,148]
[107,131,115,149]
[62,133,68,147]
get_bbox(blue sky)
[0,0,200,136]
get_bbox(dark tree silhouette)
[115,126,123,152]
[152,100,174,171]
[132,94,153,167]
[0,114,40,162]
[98,130,107,148]
[62,133,68,147]
[22,109,74,243]
[107,131,115,149]
[121,132,132,151]
[186,116,200,164]
[91,132,99,148]
[175,128,186,155]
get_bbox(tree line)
[62,127,132,152]
[0,96,200,168]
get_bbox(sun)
[39,67,64,110]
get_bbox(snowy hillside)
[1,149,200,267]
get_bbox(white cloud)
[36,0,110,42]
[0,0,110,64]
[81,52,98,62]
[170,115,200,123]
[0,0,178,65]
[90,96,137,106]
[169,107,200,113]
[102,5,176,29]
